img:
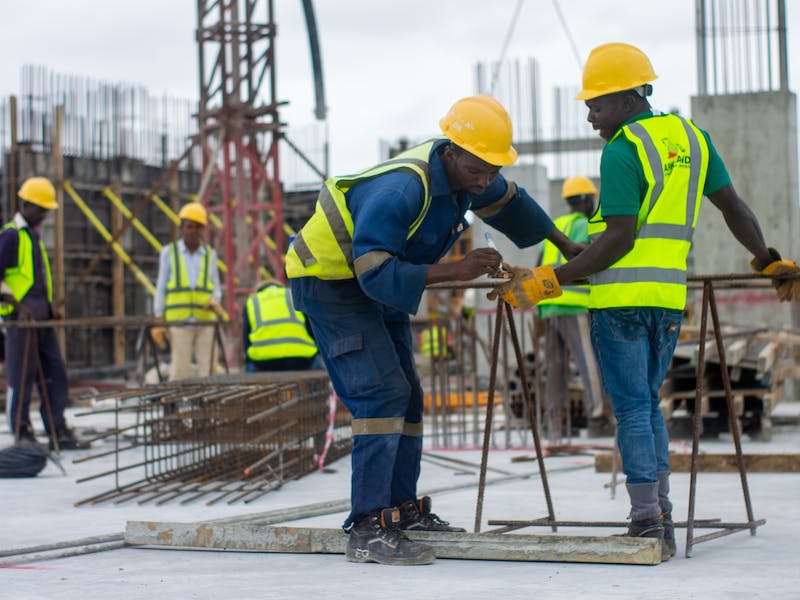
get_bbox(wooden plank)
[595,452,800,473]
[124,521,661,565]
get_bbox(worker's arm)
[208,247,223,303]
[554,215,637,285]
[706,184,773,269]
[153,245,171,317]
[472,176,557,249]
[242,304,250,353]
[349,173,438,314]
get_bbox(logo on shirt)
[661,138,690,175]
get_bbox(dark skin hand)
[426,247,503,284]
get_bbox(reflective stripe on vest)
[419,325,449,358]
[0,222,52,317]
[285,140,437,280]
[538,212,590,308]
[164,242,216,321]
[246,286,317,361]
[587,114,709,310]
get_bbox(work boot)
[622,516,671,562]
[662,511,677,558]
[345,507,435,566]
[49,427,91,451]
[397,496,466,532]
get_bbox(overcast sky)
[2,0,800,176]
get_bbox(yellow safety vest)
[164,242,217,321]
[587,114,710,310]
[285,140,437,280]
[245,285,317,361]
[538,212,590,308]
[419,325,450,359]
[0,222,52,317]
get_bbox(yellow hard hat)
[575,43,658,101]
[177,202,208,225]
[18,177,58,210]
[561,176,598,199]
[439,95,518,166]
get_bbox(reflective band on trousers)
[351,417,423,437]
[0,222,52,316]
[285,139,438,281]
[587,114,710,310]
[246,286,317,361]
[538,212,590,308]
[164,242,216,321]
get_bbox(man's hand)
[206,299,229,321]
[487,264,562,310]
[1,293,33,320]
[150,325,169,350]
[51,305,64,320]
[751,248,800,302]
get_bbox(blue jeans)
[589,308,682,484]
[290,277,423,528]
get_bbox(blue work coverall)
[290,139,555,528]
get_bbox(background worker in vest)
[0,177,87,450]
[242,278,319,372]
[152,202,224,381]
[493,42,800,561]
[537,176,611,441]
[286,95,580,566]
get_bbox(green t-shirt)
[597,111,732,217]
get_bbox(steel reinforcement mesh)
[74,372,351,506]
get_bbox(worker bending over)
[242,279,319,372]
[0,177,87,450]
[287,95,579,565]
[493,43,800,561]
[153,202,224,380]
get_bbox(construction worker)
[0,177,87,450]
[537,177,611,439]
[242,279,319,372]
[418,319,453,361]
[286,94,580,565]
[493,42,800,561]
[152,202,223,380]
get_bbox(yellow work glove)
[150,325,169,350]
[487,264,562,310]
[751,248,800,302]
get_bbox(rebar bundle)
[74,372,351,506]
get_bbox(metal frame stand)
[474,281,765,557]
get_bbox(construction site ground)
[3,402,799,600]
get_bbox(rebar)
[74,371,351,505]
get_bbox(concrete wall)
[690,91,800,330]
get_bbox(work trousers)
[589,308,681,486]
[543,314,606,433]
[168,323,217,381]
[291,277,423,529]
[5,323,68,435]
